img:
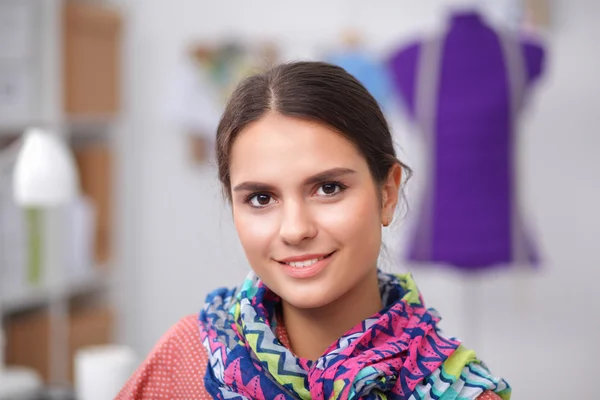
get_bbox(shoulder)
[387,41,421,82]
[520,34,546,83]
[386,40,422,113]
[477,391,504,399]
[388,40,421,66]
[116,315,211,399]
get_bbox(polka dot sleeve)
[115,315,211,399]
[477,391,503,399]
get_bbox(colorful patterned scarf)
[199,271,511,399]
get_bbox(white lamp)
[13,128,79,207]
[0,127,79,399]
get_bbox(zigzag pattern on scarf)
[244,326,309,393]
[199,271,511,400]
[307,304,460,398]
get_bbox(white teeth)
[285,255,326,268]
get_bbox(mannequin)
[388,10,545,270]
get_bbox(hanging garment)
[328,49,394,111]
[388,11,545,269]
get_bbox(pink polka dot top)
[116,315,502,399]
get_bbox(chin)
[283,296,332,310]
[276,281,343,310]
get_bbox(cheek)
[232,207,277,258]
[317,191,382,246]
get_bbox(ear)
[381,163,403,226]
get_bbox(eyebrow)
[232,167,356,193]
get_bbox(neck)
[281,268,382,361]
[450,9,483,25]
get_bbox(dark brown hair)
[216,61,411,204]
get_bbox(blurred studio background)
[0,0,598,398]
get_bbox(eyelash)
[243,181,348,207]
[317,180,348,196]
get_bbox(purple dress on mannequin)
[388,11,545,270]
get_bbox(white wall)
[115,1,600,397]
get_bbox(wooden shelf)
[1,267,109,315]
[0,121,46,137]
[0,116,115,134]
[0,0,121,386]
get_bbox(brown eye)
[256,194,270,205]
[249,193,273,207]
[316,183,343,196]
[322,183,337,194]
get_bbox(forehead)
[229,113,366,184]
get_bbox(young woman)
[117,62,510,399]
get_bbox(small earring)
[382,215,391,227]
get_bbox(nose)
[279,199,317,245]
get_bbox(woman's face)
[229,112,399,309]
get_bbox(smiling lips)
[278,252,333,268]
[277,252,335,279]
